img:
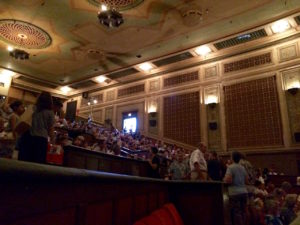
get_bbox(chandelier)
[8,33,30,60]
[9,48,29,60]
[97,5,124,28]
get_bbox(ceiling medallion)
[0,19,52,49]
[180,4,209,27]
[88,0,144,11]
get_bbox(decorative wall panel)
[93,109,103,123]
[118,84,144,97]
[163,92,200,146]
[224,76,283,148]
[105,107,113,121]
[204,65,218,80]
[149,79,160,92]
[278,44,298,62]
[224,53,272,73]
[106,90,115,101]
[163,71,198,87]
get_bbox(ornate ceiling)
[0,0,299,86]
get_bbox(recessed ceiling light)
[271,20,290,33]
[7,46,13,52]
[96,75,106,83]
[60,86,71,93]
[138,62,154,72]
[194,46,212,56]
[1,69,15,77]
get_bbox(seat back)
[163,203,184,225]
[134,215,162,225]
[151,207,175,225]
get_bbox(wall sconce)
[205,94,218,106]
[149,112,157,118]
[207,102,217,109]
[287,87,299,95]
[148,100,157,113]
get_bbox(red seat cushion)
[133,203,184,225]
[151,208,175,225]
[134,215,162,225]
[163,204,184,225]
[133,221,147,225]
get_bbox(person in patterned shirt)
[168,149,189,180]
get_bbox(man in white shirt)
[189,142,207,180]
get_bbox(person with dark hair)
[224,151,249,225]
[148,146,160,178]
[19,92,55,163]
[52,97,63,116]
[9,100,25,138]
[207,151,222,181]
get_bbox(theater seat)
[137,215,162,225]
[163,203,184,225]
[133,203,184,225]
[152,208,174,225]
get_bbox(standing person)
[9,100,25,159]
[224,151,249,225]
[9,100,25,139]
[19,92,55,164]
[168,149,189,180]
[148,147,160,178]
[189,142,207,180]
[207,151,222,181]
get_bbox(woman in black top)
[19,92,55,164]
[148,147,160,178]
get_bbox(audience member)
[207,151,222,181]
[280,194,297,225]
[265,197,283,225]
[168,149,189,180]
[224,151,249,225]
[148,147,160,178]
[189,142,207,181]
[19,92,55,163]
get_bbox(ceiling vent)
[295,15,300,25]
[107,68,139,79]
[70,80,97,89]
[15,76,58,89]
[153,52,194,67]
[214,29,267,50]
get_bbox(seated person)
[73,135,85,147]
[254,180,268,198]
[265,197,283,225]
[280,194,297,225]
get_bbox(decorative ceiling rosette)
[87,0,144,11]
[0,19,52,49]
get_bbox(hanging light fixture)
[97,4,124,28]
[8,34,30,60]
